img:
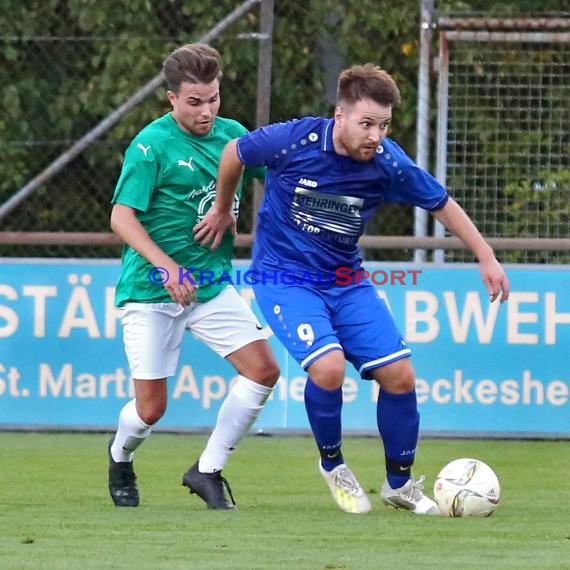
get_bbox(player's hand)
[193,204,237,250]
[162,262,198,306]
[479,257,510,303]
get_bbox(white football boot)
[381,475,440,515]
[319,462,372,514]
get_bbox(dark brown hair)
[337,64,401,107]
[163,43,223,93]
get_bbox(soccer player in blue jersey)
[195,64,510,515]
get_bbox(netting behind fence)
[439,27,570,263]
[2,3,569,262]
[0,13,262,258]
[0,0,425,260]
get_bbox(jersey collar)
[321,118,335,152]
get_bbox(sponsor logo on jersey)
[177,156,194,170]
[186,179,215,200]
[297,177,318,188]
[291,188,364,245]
[136,143,151,156]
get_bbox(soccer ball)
[433,458,500,517]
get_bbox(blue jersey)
[237,116,448,277]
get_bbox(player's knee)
[138,401,167,425]
[319,364,345,383]
[250,359,280,387]
[389,368,416,393]
[308,357,345,389]
[397,369,416,393]
[374,358,416,393]
[265,360,281,385]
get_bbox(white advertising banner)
[1,259,568,437]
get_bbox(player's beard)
[347,143,377,162]
[358,145,377,161]
[339,131,377,162]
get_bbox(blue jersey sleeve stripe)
[428,193,449,211]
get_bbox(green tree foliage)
[0,0,427,250]
[503,169,570,263]
[0,0,567,259]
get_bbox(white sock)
[198,375,273,472]
[111,399,152,462]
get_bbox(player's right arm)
[194,119,304,249]
[112,139,196,305]
[110,204,196,305]
[432,198,510,303]
[193,139,243,249]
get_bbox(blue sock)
[377,388,419,489]
[304,377,344,471]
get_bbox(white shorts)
[121,285,266,380]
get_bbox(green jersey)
[112,113,263,306]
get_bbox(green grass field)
[1,433,568,569]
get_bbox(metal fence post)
[253,0,274,230]
[414,0,435,263]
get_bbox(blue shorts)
[253,279,411,379]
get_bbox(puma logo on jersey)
[178,157,194,170]
[137,143,151,156]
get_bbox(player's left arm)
[433,198,510,303]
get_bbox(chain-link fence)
[1,1,569,262]
[0,0,266,258]
[434,16,570,264]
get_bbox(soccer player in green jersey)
[108,43,279,509]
